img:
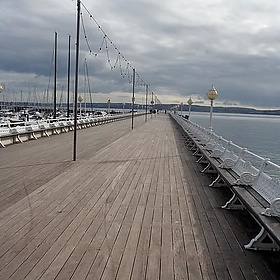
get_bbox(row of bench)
[171,113,280,251]
[0,114,134,148]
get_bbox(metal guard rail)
[170,113,280,218]
[171,113,280,251]
[0,113,141,148]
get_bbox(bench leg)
[222,193,246,210]
[244,226,280,251]
[0,140,5,148]
[192,148,201,156]
[201,162,216,174]
[17,135,23,143]
[185,139,193,146]
[182,135,190,142]
[44,131,50,137]
[196,155,209,164]
[196,154,205,163]
[189,143,196,151]
[209,174,227,188]
[32,132,38,140]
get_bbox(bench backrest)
[203,135,221,151]
[210,143,225,158]
[10,128,19,135]
[39,124,47,130]
[219,150,238,165]
[231,159,258,177]
[25,126,34,132]
[252,173,280,204]
[50,123,58,128]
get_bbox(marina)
[0,114,280,279]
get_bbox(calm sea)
[185,111,280,166]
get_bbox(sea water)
[185,111,280,166]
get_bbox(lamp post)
[78,95,83,119]
[180,102,183,116]
[0,84,3,110]
[107,99,111,113]
[73,0,81,162]
[187,97,193,119]
[151,91,154,117]
[145,84,148,121]
[207,85,218,131]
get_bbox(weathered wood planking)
[0,114,278,280]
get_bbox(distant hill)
[91,103,280,115]
[5,101,280,115]
[144,103,280,115]
[184,105,280,115]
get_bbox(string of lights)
[78,1,162,105]
[80,1,147,93]
[81,13,135,86]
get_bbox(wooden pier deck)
[0,114,279,280]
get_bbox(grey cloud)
[1,0,280,108]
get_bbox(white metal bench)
[170,112,280,251]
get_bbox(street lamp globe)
[207,86,218,101]
[78,95,83,103]
[78,95,83,119]
[187,98,193,106]
[207,85,218,131]
[187,98,193,119]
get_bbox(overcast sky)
[1,0,280,108]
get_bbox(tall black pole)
[67,35,71,118]
[73,0,81,161]
[151,91,154,118]
[54,31,57,119]
[145,84,148,122]
[155,95,157,115]
[131,68,135,129]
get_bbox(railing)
[170,113,280,218]
[173,113,280,175]
[0,113,142,148]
